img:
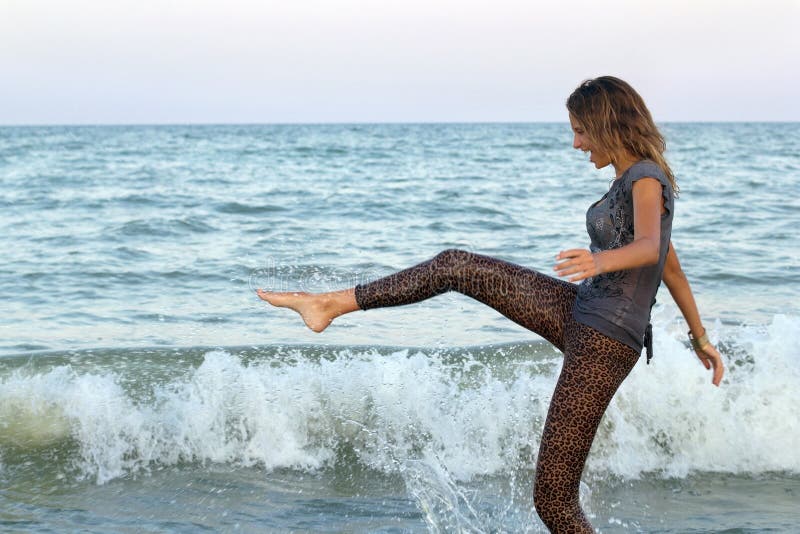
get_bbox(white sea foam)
[1,314,798,485]
[598,312,800,478]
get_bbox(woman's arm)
[662,240,703,334]
[662,241,724,386]
[554,177,663,279]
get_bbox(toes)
[256,289,271,301]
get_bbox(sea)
[1,123,798,532]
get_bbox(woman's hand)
[695,342,724,387]
[554,249,603,282]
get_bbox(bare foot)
[256,289,339,332]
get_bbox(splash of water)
[1,314,798,487]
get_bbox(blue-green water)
[1,123,799,532]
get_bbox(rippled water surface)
[1,123,799,532]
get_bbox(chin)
[595,159,611,169]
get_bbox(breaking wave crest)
[1,314,798,485]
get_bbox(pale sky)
[1,0,798,124]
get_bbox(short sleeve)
[623,160,674,217]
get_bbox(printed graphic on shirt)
[579,181,633,302]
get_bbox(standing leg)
[533,320,639,532]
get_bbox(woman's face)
[569,114,611,170]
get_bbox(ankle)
[324,290,357,317]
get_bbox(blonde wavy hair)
[566,76,678,194]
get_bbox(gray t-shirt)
[572,160,674,353]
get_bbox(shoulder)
[624,160,670,190]
[624,160,675,216]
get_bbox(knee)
[432,248,472,269]
[430,249,474,282]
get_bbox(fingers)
[554,250,596,282]
[554,250,587,269]
[708,347,724,387]
[712,360,724,386]
[696,345,724,387]
[553,263,592,282]
[554,264,585,276]
[556,249,587,260]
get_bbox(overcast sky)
[1,0,798,124]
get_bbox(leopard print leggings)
[354,249,640,533]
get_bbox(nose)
[572,133,581,150]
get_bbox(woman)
[256,76,724,532]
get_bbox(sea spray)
[0,346,557,484]
[1,316,799,487]
[594,313,800,478]
[402,452,489,533]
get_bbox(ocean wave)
[108,217,218,238]
[1,314,798,485]
[215,201,289,215]
[492,141,558,151]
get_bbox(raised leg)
[258,248,577,346]
[355,248,577,350]
[533,320,640,532]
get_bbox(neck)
[612,154,639,178]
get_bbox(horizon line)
[1,119,798,128]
